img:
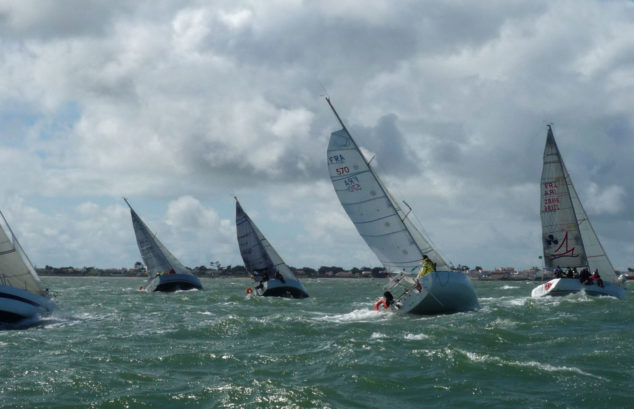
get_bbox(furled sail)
[326,99,449,274]
[0,211,44,295]
[235,199,298,281]
[125,200,190,276]
[541,126,617,283]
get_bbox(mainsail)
[125,199,190,276]
[325,98,449,274]
[0,211,44,295]
[235,199,298,282]
[541,126,617,283]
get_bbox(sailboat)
[325,98,479,314]
[235,198,309,298]
[531,126,626,299]
[124,199,202,292]
[0,210,55,325]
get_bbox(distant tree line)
[37,263,387,278]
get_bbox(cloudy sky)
[1,0,633,272]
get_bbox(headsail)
[325,98,449,274]
[235,199,298,282]
[124,199,190,276]
[540,126,617,283]
[0,211,44,295]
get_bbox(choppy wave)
[1,277,631,409]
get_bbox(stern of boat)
[395,271,479,315]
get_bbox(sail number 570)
[336,166,350,175]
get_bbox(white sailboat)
[0,210,55,325]
[236,198,309,298]
[531,126,626,299]
[124,199,202,292]
[325,98,479,314]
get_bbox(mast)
[325,97,369,167]
[325,97,449,270]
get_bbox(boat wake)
[314,308,390,324]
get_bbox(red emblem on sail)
[544,282,552,291]
[551,231,576,260]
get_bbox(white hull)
[531,278,625,299]
[0,285,55,324]
[391,271,479,315]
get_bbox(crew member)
[591,269,604,288]
[579,268,592,285]
[417,255,435,279]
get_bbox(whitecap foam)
[314,308,388,323]
[459,349,606,380]
[485,318,517,329]
[404,333,429,340]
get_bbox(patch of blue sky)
[0,100,81,148]
[0,100,41,145]
[25,195,114,214]
[37,101,81,141]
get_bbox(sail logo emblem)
[544,282,552,291]
[549,231,578,260]
[544,234,558,246]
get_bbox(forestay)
[126,201,190,276]
[0,211,44,295]
[326,122,449,274]
[235,200,298,282]
[541,126,617,283]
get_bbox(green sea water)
[1,277,632,409]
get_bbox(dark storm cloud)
[348,114,420,176]
[0,1,134,39]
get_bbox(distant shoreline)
[37,266,633,281]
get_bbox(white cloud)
[218,9,253,30]
[1,0,633,270]
[583,183,626,215]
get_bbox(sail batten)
[327,120,449,274]
[540,126,618,283]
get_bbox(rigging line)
[317,79,330,100]
[409,208,453,268]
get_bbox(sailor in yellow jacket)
[416,255,435,279]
